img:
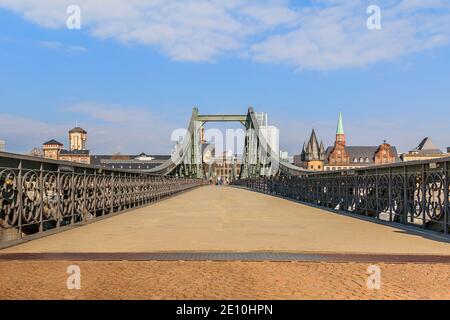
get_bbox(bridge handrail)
[0,152,205,245]
[234,157,450,234]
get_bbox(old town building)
[203,144,241,182]
[43,127,172,170]
[42,139,63,160]
[43,127,91,164]
[295,113,400,171]
[401,137,449,162]
[324,113,399,171]
[326,112,351,168]
[209,150,241,182]
[299,129,325,171]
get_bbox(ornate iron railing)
[0,152,205,244]
[234,157,450,234]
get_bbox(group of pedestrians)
[209,176,230,186]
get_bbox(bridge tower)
[148,107,307,178]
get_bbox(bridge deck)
[2,186,450,255]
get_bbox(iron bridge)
[0,107,449,246]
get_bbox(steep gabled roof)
[301,129,325,161]
[412,137,442,154]
[307,129,320,155]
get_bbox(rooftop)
[409,137,443,154]
[60,149,90,155]
[69,127,87,134]
[43,139,63,146]
[90,154,171,165]
[325,145,400,164]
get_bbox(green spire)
[336,112,344,135]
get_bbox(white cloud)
[38,40,87,53]
[0,0,450,69]
[251,0,450,70]
[0,0,288,62]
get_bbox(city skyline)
[1,1,450,155]
[0,112,450,156]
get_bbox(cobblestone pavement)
[1,261,449,300]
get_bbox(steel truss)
[147,107,308,178]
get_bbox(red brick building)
[324,113,399,171]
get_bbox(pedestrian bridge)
[2,186,449,256]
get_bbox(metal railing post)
[375,168,379,216]
[17,160,23,238]
[39,162,44,233]
[71,170,75,225]
[111,171,115,213]
[421,164,427,229]
[93,170,97,220]
[57,166,61,229]
[354,175,358,214]
[444,161,448,234]
[388,167,392,222]
[364,171,368,216]
[82,168,87,222]
[403,165,408,225]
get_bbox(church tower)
[328,112,350,165]
[301,129,325,171]
[336,112,346,146]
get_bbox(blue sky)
[1,0,450,155]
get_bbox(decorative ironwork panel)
[234,157,450,234]
[0,169,19,228]
[0,154,205,244]
[424,173,444,220]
